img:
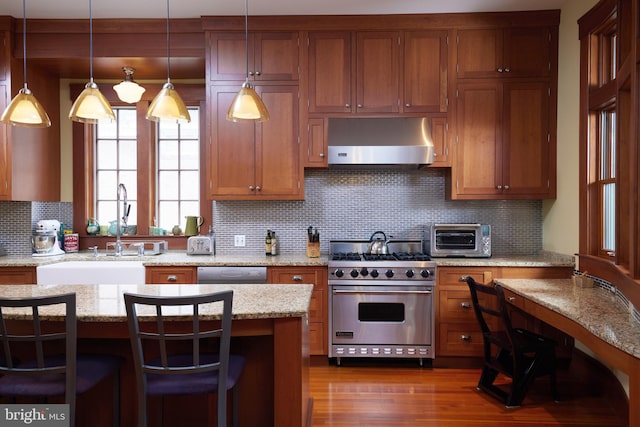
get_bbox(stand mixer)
[32,220,65,257]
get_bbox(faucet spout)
[116,183,128,257]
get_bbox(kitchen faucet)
[115,183,128,257]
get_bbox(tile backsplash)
[0,168,542,256]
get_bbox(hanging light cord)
[89,0,94,81]
[244,0,249,81]
[166,0,171,82]
[21,0,27,87]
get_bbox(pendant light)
[146,0,190,123]
[69,0,115,123]
[226,0,269,122]
[113,67,146,104]
[0,0,51,128]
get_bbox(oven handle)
[333,289,433,295]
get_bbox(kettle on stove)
[367,231,390,255]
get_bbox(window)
[598,108,616,256]
[94,106,200,233]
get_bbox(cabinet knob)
[497,68,504,73]
[507,296,516,302]
[357,104,363,108]
[292,275,303,281]
[504,185,510,190]
[249,185,255,191]
[405,103,411,108]
[460,302,471,309]
[249,71,255,76]
[256,186,262,191]
[504,68,510,73]
[166,275,178,282]
[319,153,325,157]
[496,185,503,190]
[344,103,351,108]
[255,71,261,76]
[460,335,471,341]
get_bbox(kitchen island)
[0,283,314,427]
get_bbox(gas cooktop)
[331,252,432,262]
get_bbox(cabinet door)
[455,81,503,196]
[0,267,36,284]
[305,118,327,168]
[402,30,448,113]
[356,31,400,113]
[208,85,257,197]
[503,27,552,78]
[307,31,352,113]
[208,32,250,81]
[429,116,449,167]
[456,29,502,79]
[256,85,301,198]
[253,32,299,81]
[503,81,551,196]
[0,83,8,199]
[145,266,196,284]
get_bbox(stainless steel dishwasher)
[197,266,268,284]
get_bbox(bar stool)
[124,290,245,427]
[0,293,124,426]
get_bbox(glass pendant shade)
[227,81,270,122]
[113,67,146,103]
[1,85,51,128]
[69,79,116,124]
[146,81,191,123]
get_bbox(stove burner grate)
[331,252,361,261]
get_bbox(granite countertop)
[0,250,573,268]
[0,283,313,322]
[495,278,640,360]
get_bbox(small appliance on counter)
[187,236,213,255]
[424,223,491,258]
[32,219,65,257]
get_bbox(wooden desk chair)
[464,276,558,407]
[123,290,245,427]
[0,293,123,427]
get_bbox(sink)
[36,261,146,285]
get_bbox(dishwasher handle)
[197,266,268,284]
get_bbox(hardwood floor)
[310,359,626,426]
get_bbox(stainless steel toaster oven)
[425,223,491,258]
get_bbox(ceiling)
[2,0,566,20]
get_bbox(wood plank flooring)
[310,360,626,426]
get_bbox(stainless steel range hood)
[327,117,434,167]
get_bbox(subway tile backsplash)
[0,168,542,256]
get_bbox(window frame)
[71,83,208,248]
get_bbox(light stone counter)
[495,278,640,359]
[0,283,313,322]
[0,250,573,268]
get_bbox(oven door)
[330,284,433,346]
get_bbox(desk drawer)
[438,322,484,357]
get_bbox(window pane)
[603,183,615,251]
[97,140,117,169]
[159,171,180,200]
[159,140,179,169]
[158,201,179,231]
[180,140,199,169]
[119,139,137,170]
[181,171,200,199]
[118,109,137,139]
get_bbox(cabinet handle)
[319,153,325,157]
[256,186,262,191]
[249,71,255,76]
[166,275,178,282]
[504,68,510,73]
[344,103,351,108]
[460,335,471,341]
[292,275,303,281]
[504,185,510,190]
[249,185,255,191]
[460,302,471,309]
[507,296,516,302]
[497,68,504,73]
[496,185,503,190]
[357,104,363,108]
[405,103,411,108]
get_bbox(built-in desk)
[0,283,313,427]
[495,278,640,427]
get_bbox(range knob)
[360,267,369,277]
[370,269,379,278]
[385,269,394,278]
[405,269,415,278]
[420,269,431,278]
[334,269,344,278]
[350,269,359,278]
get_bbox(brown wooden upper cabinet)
[208,32,300,82]
[0,30,7,81]
[454,80,553,199]
[307,31,400,114]
[207,85,302,200]
[456,27,553,79]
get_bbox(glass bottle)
[265,229,272,256]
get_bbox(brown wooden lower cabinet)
[436,266,573,358]
[145,266,196,284]
[0,267,36,284]
[268,266,328,356]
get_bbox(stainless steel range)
[328,239,436,365]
